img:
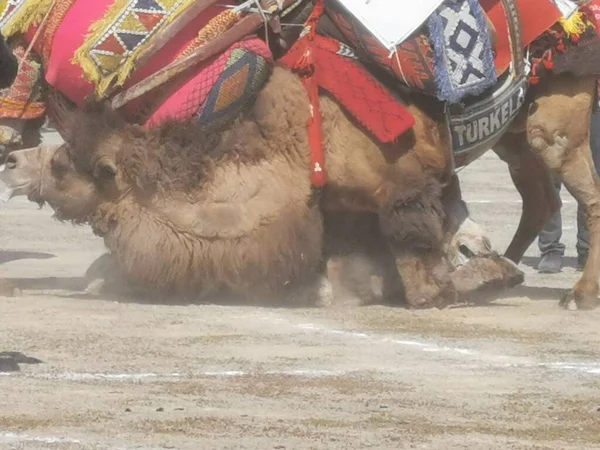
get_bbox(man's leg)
[576,80,600,269]
[538,176,565,273]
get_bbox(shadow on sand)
[0,351,43,373]
[0,250,55,265]
[7,276,88,292]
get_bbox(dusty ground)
[1,129,600,449]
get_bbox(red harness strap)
[280,0,327,187]
[279,0,415,187]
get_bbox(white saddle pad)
[333,0,445,51]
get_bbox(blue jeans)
[538,93,600,257]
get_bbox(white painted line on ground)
[0,432,81,445]
[279,318,600,377]
[0,431,165,450]
[545,362,600,375]
[33,372,182,381]
[5,362,600,384]
[3,369,390,382]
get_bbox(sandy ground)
[1,129,600,450]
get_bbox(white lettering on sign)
[451,84,526,152]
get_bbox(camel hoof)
[559,291,600,311]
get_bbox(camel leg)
[557,147,600,309]
[493,133,560,262]
[442,173,493,267]
[526,76,600,309]
[378,178,457,309]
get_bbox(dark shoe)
[577,253,588,272]
[538,252,562,274]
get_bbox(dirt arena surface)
[1,130,600,449]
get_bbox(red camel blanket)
[7,0,272,128]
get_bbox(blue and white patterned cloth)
[428,0,497,103]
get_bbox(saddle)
[325,0,569,103]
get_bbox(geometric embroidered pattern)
[427,0,497,103]
[336,42,357,59]
[196,47,270,130]
[73,0,197,97]
[90,0,187,75]
[0,40,45,119]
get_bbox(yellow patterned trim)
[37,0,77,65]
[73,0,199,98]
[0,0,54,38]
[0,97,45,119]
[175,9,239,61]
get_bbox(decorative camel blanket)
[279,32,415,144]
[0,0,215,97]
[527,1,600,81]
[0,0,273,130]
[326,0,565,102]
[0,40,45,119]
[73,0,205,97]
[427,0,497,103]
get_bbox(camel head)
[1,144,101,222]
[0,104,158,223]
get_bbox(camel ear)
[93,158,117,181]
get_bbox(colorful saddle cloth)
[326,0,566,103]
[0,0,273,130]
